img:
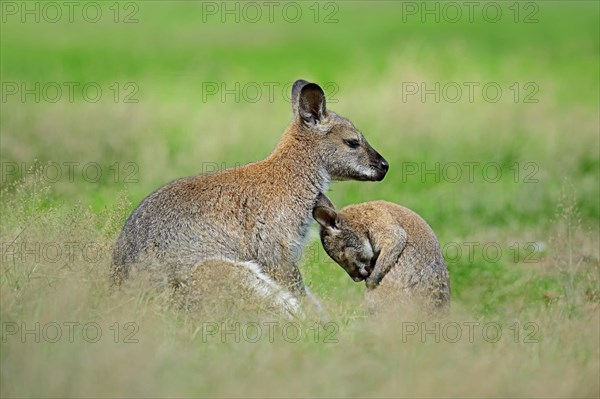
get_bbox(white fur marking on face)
[355,164,377,179]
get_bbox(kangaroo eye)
[344,139,360,149]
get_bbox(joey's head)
[312,194,376,282]
[290,80,388,182]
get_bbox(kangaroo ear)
[298,83,326,126]
[315,193,335,210]
[313,206,339,230]
[291,79,309,116]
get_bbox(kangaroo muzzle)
[371,152,389,181]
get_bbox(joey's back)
[348,201,450,311]
[314,198,450,312]
[340,201,443,264]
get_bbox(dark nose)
[380,159,389,172]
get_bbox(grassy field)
[1,1,599,397]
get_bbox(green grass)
[1,1,599,397]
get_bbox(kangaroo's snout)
[380,158,389,172]
[362,146,388,182]
[372,152,389,181]
[349,263,372,282]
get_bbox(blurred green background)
[1,1,599,397]
[2,0,598,309]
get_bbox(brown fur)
[313,195,450,314]
[112,80,388,314]
[170,260,310,321]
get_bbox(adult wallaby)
[112,80,389,310]
[312,194,450,314]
